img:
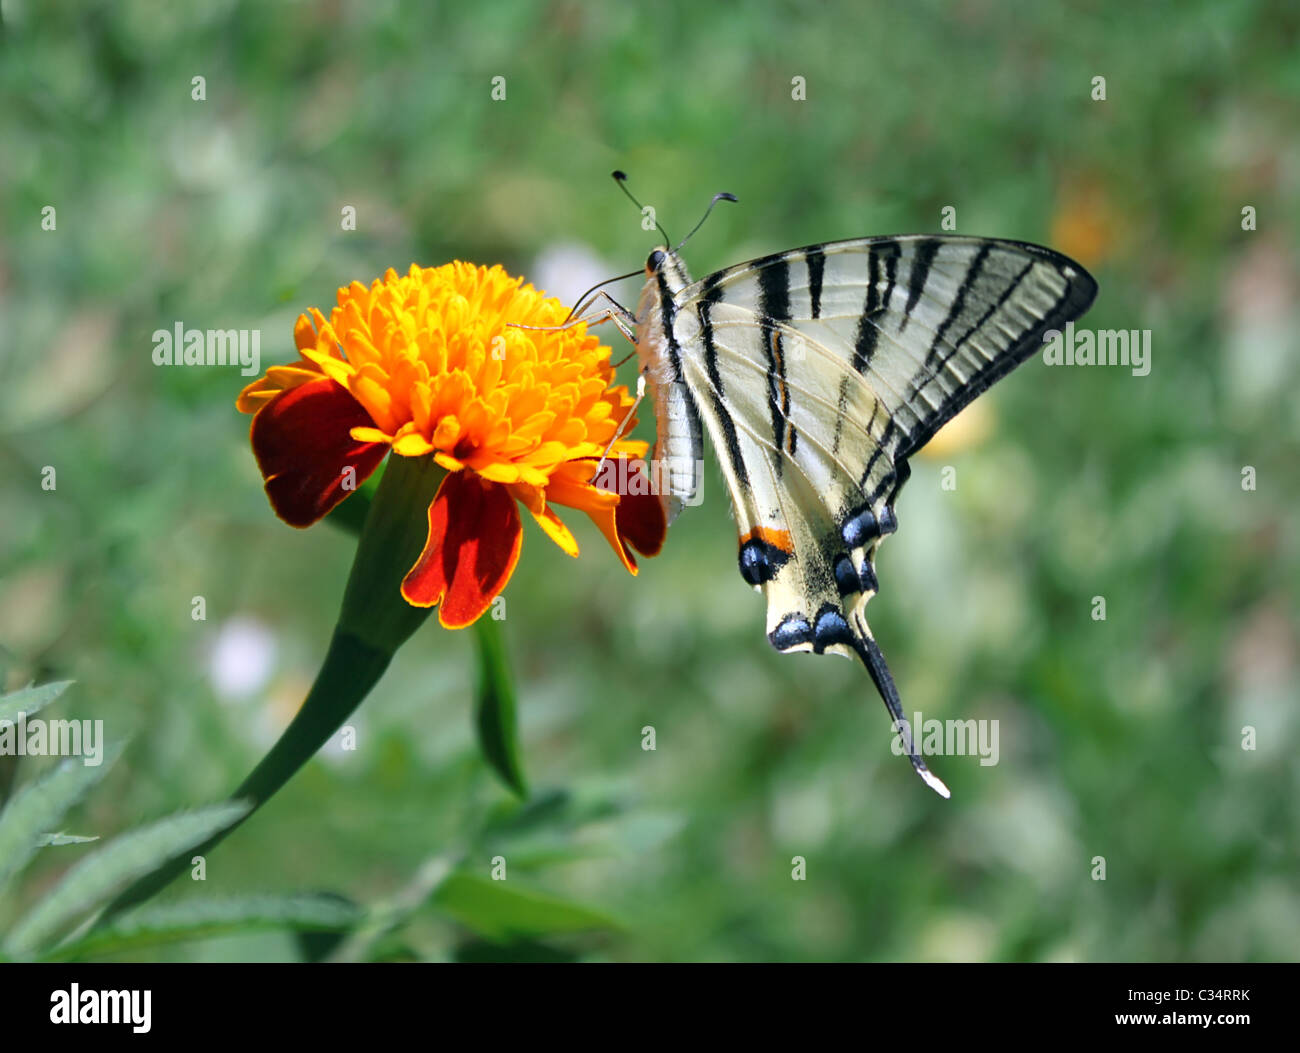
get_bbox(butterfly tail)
[851,612,951,799]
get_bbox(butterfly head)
[644,246,693,297]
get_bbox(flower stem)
[472,617,527,797]
[99,454,445,921]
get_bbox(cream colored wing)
[673,235,1098,794]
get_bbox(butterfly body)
[632,249,704,524]
[623,233,1097,795]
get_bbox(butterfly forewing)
[680,236,1097,461]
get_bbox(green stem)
[472,617,527,797]
[99,454,445,921]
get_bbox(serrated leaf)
[431,871,618,943]
[0,744,122,893]
[44,893,361,961]
[6,800,250,954]
[472,618,527,797]
[37,833,100,846]
[0,681,73,725]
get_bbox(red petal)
[250,378,388,528]
[614,462,667,559]
[401,471,522,628]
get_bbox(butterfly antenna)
[853,620,951,799]
[673,190,738,254]
[612,170,672,246]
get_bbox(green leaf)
[0,744,122,893]
[472,618,527,797]
[43,894,361,961]
[454,937,581,963]
[101,456,443,925]
[6,800,250,955]
[293,893,360,962]
[38,833,99,846]
[431,870,618,943]
[99,630,395,923]
[481,787,571,836]
[0,680,73,725]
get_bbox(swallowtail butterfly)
[573,174,1098,796]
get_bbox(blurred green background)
[2,0,1297,961]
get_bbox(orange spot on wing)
[739,526,793,553]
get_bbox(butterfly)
[570,174,1098,796]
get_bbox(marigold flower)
[237,262,665,628]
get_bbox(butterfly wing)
[671,235,1098,794]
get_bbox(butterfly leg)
[568,289,638,339]
[593,371,647,485]
[508,291,638,343]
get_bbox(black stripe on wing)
[757,253,794,472]
[806,246,826,319]
[676,235,1097,466]
[924,241,992,372]
[893,244,1097,460]
[656,269,685,382]
[900,237,940,333]
[698,270,750,490]
[851,239,900,373]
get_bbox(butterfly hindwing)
[678,295,894,632]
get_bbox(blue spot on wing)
[768,614,813,651]
[739,536,792,587]
[813,605,853,653]
[841,503,898,549]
